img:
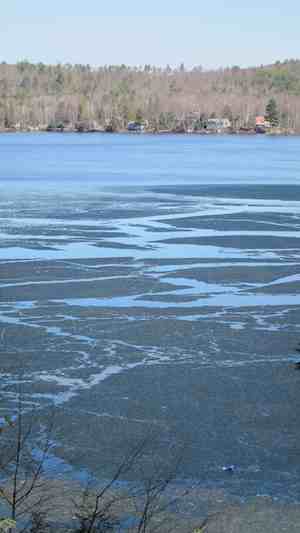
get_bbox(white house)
[206,118,231,131]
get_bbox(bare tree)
[71,435,192,533]
[0,397,54,532]
[72,437,150,533]
[129,445,189,533]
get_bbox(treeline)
[1,59,300,131]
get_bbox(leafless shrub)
[0,396,55,532]
[0,400,199,533]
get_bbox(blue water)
[0,132,300,184]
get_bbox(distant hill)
[0,59,300,131]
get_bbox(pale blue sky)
[0,0,299,68]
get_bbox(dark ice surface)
[1,134,300,502]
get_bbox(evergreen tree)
[265,98,280,127]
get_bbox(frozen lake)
[1,133,300,500]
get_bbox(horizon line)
[1,58,300,73]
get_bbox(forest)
[0,59,300,131]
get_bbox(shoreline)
[2,474,300,532]
[0,129,298,137]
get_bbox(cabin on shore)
[255,116,271,133]
[127,121,146,133]
[206,118,231,132]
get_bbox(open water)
[1,133,300,500]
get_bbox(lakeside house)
[127,121,146,133]
[255,116,271,133]
[206,118,231,132]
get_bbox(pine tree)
[265,98,280,127]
